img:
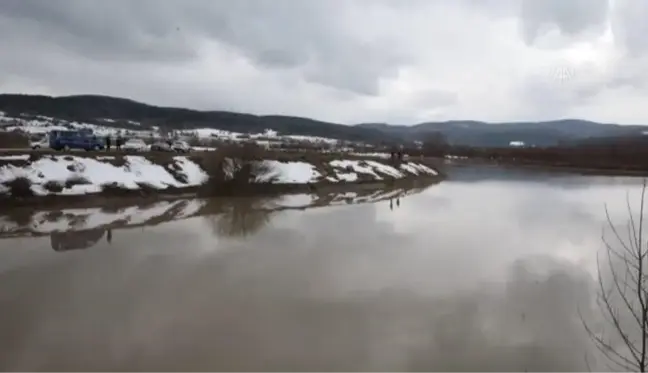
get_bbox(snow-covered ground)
[0,113,153,137]
[350,152,391,159]
[0,112,354,148]
[0,155,209,196]
[259,159,437,184]
[0,154,439,197]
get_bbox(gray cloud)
[1,0,648,124]
[519,0,610,45]
[0,0,409,96]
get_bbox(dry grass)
[0,132,29,149]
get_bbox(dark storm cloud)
[519,0,610,45]
[0,0,408,96]
[2,0,648,122]
[611,0,648,57]
[0,0,200,62]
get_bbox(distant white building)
[263,129,278,137]
[509,141,525,147]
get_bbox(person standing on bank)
[105,136,111,151]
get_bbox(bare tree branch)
[583,179,648,372]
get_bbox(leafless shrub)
[4,177,33,197]
[43,180,64,193]
[100,182,130,196]
[581,179,648,371]
[64,175,90,189]
[28,153,41,162]
[199,143,278,195]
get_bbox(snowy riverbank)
[0,154,440,201]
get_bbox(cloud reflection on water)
[0,170,646,370]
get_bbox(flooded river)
[0,166,645,371]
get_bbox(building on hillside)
[509,141,526,147]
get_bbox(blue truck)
[49,130,104,151]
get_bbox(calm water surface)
[0,166,645,371]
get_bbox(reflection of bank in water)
[50,228,109,252]
[0,178,441,245]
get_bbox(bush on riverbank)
[5,176,33,197]
[197,143,278,196]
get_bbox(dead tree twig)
[581,179,648,372]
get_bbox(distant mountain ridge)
[0,94,645,147]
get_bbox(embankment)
[0,150,442,207]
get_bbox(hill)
[1,94,646,147]
[357,119,647,147]
[0,94,388,143]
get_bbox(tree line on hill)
[2,93,648,148]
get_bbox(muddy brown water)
[0,166,645,371]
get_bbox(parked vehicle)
[150,141,173,152]
[122,138,148,152]
[171,140,191,153]
[49,130,104,151]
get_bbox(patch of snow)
[263,160,322,184]
[365,160,404,178]
[0,155,207,196]
[409,162,438,175]
[0,155,29,161]
[173,156,209,185]
[399,163,419,175]
[59,184,103,195]
[335,172,359,182]
[330,160,382,180]
[350,152,391,159]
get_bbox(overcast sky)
[1,0,647,125]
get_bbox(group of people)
[104,135,124,151]
[390,146,405,162]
